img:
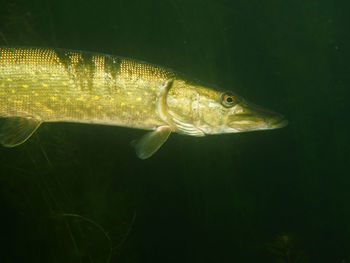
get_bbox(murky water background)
[0,0,348,262]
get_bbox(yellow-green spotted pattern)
[0,47,287,158]
[0,47,176,130]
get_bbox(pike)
[0,47,287,159]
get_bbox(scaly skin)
[0,47,287,138]
[0,47,176,130]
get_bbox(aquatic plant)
[266,233,308,263]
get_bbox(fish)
[0,47,287,159]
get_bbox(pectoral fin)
[0,117,42,147]
[133,126,172,159]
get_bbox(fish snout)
[264,112,288,129]
[228,102,288,132]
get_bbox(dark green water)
[0,0,348,262]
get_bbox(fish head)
[166,80,288,135]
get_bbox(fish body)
[0,47,175,129]
[0,47,287,158]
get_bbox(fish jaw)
[225,101,288,133]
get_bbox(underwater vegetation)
[266,233,308,263]
[0,135,138,262]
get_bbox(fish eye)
[221,92,237,108]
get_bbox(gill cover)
[133,79,206,159]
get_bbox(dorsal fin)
[0,117,42,147]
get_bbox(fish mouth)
[266,115,288,129]
[228,102,288,132]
